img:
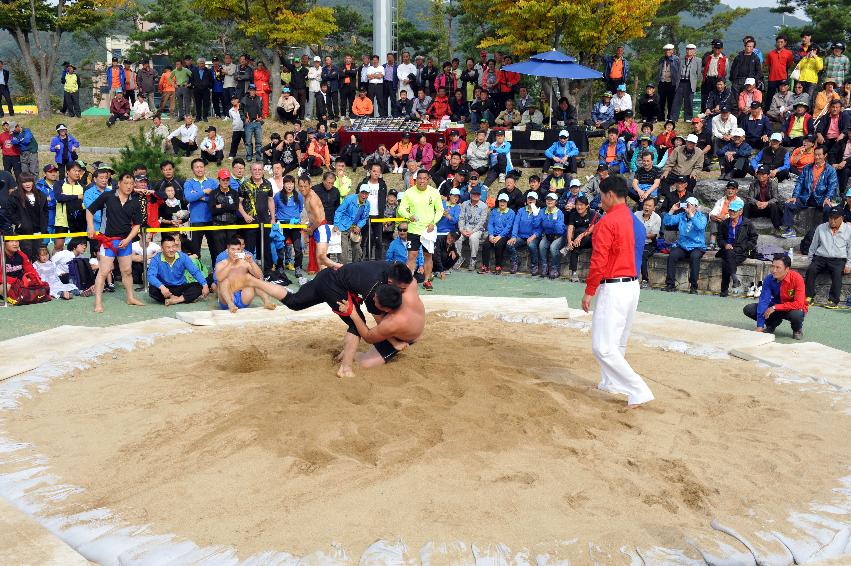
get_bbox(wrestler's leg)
[218,273,241,313]
[241,275,289,301]
[337,332,359,379]
[240,287,256,305]
[357,347,386,369]
[316,242,342,270]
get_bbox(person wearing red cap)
[208,168,240,260]
[581,175,653,408]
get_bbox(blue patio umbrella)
[501,50,603,126]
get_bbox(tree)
[128,0,217,60]
[398,20,442,57]
[111,127,181,180]
[0,0,125,118]
[772,0,850,45]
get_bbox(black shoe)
[719,290,728,297]
[689,286,698,294]
[663,285,675,292]
[104,283,116,293]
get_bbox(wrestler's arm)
[214,259,232,282]
[342,301,398,344]
[246,259,263,278]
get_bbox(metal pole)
[1,234,8,308]
[367,220,372,261]
[141,227,149,293]
[549,82,553,129]
[258,222,265,271]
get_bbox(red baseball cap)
[217,169,231,180]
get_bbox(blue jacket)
[591,102,615,124]
[663,210,708,251]
[35,178,56,227]
[603,55,629,82]
[716,141,753,159]
[792,163,838,203]
[385,237,423,268]
[147,251,206,288]
[273,190,304,223]
[544,140,579,161]
[539,207,566,237]
[486,207,515,237]
[750,148,790,174]
[49,133,80,165]
[333,194,370,231]
[10,128,35,153]
[741,115,772,141]
[105,65,126,91]
[460,183,488,202]
[489,141,513,173]
[512,207,541,239]
[184,177,218,223]
[212,68,225,93]
[598,139,628,173]
[436,202,460,233]
[83,185,111,230]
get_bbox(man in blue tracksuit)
[507,191,542,275]
[663,195,707,293]
[183,158,218,262]
[544,130,579,173]
[780,145,838,238]
[334,186,371,263]
[147,234,209,304]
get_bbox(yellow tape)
[370,217,407,223]
[4,232,90,241]
[5,223,308,240]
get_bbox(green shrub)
[110,127,184,179]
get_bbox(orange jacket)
[352,96,373,116]
[159,71,175,93]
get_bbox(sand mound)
[3,316,851,560]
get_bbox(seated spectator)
[495,99,521,128]
[816,100,851,156]
[660,134,703,193]
[2,240,50,305]
[480,193,515,274]
[598,128,627,174]
[617,110,638,144]
[691,119,713,170]
[470,91,497,127]
[395,89,414,118]
[463,171,488,202]
[130,96,153,121]
[363,144,393,174]
[465,130,489,176]
[805,207,851,308]
[167,115,198,157]
[340,134,363,169]
[496,175,525,211]
[742,102,772,150]
[401,158,419,191]
[711,106,737,155]
[507,192,541,274]
[655,120,677,154]
[743,254,807,338]
[782,102,814,148]
[843,188,851,222]
[565,195,596,282]
[716,197,757,297]
[521,102,544,127]
[411,88,433,120]
[557,178,584,214]
[781,146,838,238]
[457,184,488,269]
[434,152,469,188]
[449,89,469,123]
[743,165,783,233]
[147,234,209,305]
[275,88,300,123]
[630,151,662,209]
[106,90,130,127]
[662,196,707,293]
[582,164,608,208]
[638,83,661,123]
[433,230,460,278]
[300,133,331,176]
[146,115,172,153]
[737,78,762,117]
[634,197,661,287]
[749,133,790,181]
[767,81,793,124]
[790,134,816,174]
[587,91,615,130]
[334,186,370,264]
[544,130,579,174]
[553,96,577,127]
[629,135,661,172]
[789,81,810,115]
[199,126,225,166]
[708,180,739,250]
[704,78,732,125]
[611,84,632,121]
[51,237,96,296]
[447,130,467,160]
[385,222,424,282]
[658,174,692,220]
[427,87,451,120]
[485,130,514,185]
[437,188,461,232]
[812,79,840,119]
[34,246,77,300]
[410,134,435,171]
[389,133,413,174]
[830,125,851,194]
[717,128,752,180]
[537,192,566,279]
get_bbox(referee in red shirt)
[582,175,654,407]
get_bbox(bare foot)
[164,297,177,306]
[127,298,145,306]
[263,303,277,310]
[334,351,344,363]
[228,305,238,313]
[94,304,104,313]
[336,365,355,379]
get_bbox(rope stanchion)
[1,233,7,308]
[141,226,149,294]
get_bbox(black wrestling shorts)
[374,339,403,362]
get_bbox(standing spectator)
[765,36,794,104]
[495,55,520,111]
[339,54,358,117]
[422,58,439,97]
[7,175,48,260]
[824,42,849,86]
[781,146,838,237]
[207,169,240,260]
[365,55,384,116]
[744,255,807,338]
[1,120,21,178]
[383,53,399,117]
[537,192,566,279]
[220,54,237,106]
[662,196,707,293]
[62,65,81,118]
[716,197,757,296]
[717,128,752,180]
[671,43,700,122]
[157,65,176,118]
[183,159,216,261]
[701,40,727,111]
[634,197,660,288]
[106,90,130,127]
[805,207,851,307]
[122,61,137,105]
[136,61,157,110]
[171,60,192,120]
[603,46,629,93]
[234,54,253,98]
[105,59,125,104]
[434,61,457,98]
[479,193,514,274]
[199,126,225,166]
[796,46,823,102]
[656,44,680,121]
[282,57,308,119]
[167,115,198,157]
[334,186,370,264]
[210,58,226,118]
[273,175,305,275]
[461,58,479,102]
[729,38,763,106]
[305,56,322,119]
[638,83,661,123]
[240,85,263,163]
[0,61,13,117]
[191,58,213,121]
[49,124,79,179]
[321,55,341,119]
[10,123,37,178]
[227,96,244,160]
[744,165,783,232]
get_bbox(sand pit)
[2,315,851,562]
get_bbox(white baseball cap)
[546,192,558,200]
[685,134,699,143]
[570,179,581,187]
[663,44,675,50]
[449,188,461,196]
[732,128,745,137]
[686,43,697,49]
[685,196,700,207]
[313,56,321,62]
[497,193,510,202]
[770,132,783,142]
[744,78,756,85]
[526,191,538,200]
[559,129,569,138]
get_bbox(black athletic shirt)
[337,260,392,314]
[568,210,593,236]
[87,190,143,237]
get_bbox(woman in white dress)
[33,247,78,300]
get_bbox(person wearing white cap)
[716,196,757,297]
[656,43,681,121]
[479,193,515,275]
[670,43,700,122]
[749,132,790,181]
[728,36,763,109]
[306,55,324,120]
[506,191,542,275]
[662,195,707,293]
[49,123,80,179]
[716,127,752,180]
[543,130,579,174]
[538,192,566,279]
[708,179,740,250]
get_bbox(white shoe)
[499,173,505,183]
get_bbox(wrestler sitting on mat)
[215,236,278,312]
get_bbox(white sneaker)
[499,173,505,183]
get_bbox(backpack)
[68,257,96,292]
[6,276,51,305]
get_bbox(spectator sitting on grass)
[544,130,579,174]
[34,246,78,300]
[147,234,209,306]
[106,90,131,127]
[598,128,627,174]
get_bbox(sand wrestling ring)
[2,297,851,566]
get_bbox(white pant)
[458,230,483,260]
[591,279,654,405]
